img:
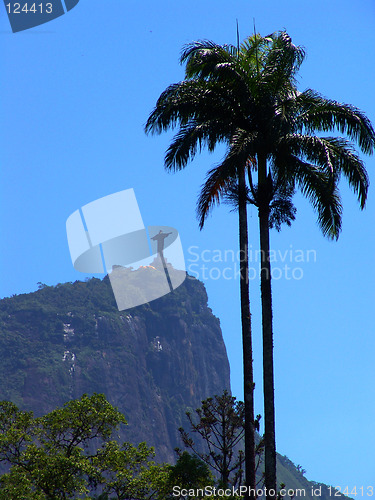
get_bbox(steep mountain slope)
[0,276,230,463]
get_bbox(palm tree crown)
[146,32,374,235]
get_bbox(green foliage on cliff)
[0,276,219,412]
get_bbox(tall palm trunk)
[238,168,256,496]
[258,154,276,498]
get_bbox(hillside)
[0,276,349,498]
[0,275,230,464]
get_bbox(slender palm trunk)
[258,154,276,499]
[238,169,256,497]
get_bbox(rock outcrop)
[0,275,230,463]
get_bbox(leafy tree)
[0,400,35,463]
[160,451,214,500]
[176,391,248,489]
[93,440,169,500]
[145,30,375,498]
[0,394,166,499]
[0,466,44,499]
[169,451,213,490]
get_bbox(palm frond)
[223,176,296,231]
[269,196,296,231]
[145,80,213,134]
[296,89,375,155]
[260,31,305,96]
[222,182,256,210]
[318,136,368,208]
[277,134,369,208]
[181,40,238,79]
[196,159,240,230]
[180,40,256,115]
[164,121,227,171]
[145,78,250,136]
[196,131,254,229]
[285,155,343,239]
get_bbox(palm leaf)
[296,89,375,155]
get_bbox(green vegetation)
[0,393,168,499]
[0,272,234,485]
[0,278,115,408]
[0,392,350,499]
[177,391,254,488]
[0,275,216,411]
[167,451,214,493]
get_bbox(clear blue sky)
[1,0,374,491]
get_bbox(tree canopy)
[0,394,168,499]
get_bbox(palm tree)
[179,32,375,497]
[145,42,261,494]
[145,31,375,497]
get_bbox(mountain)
[0,276,348,498]
[0,275,230,464]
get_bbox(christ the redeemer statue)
[151,230,173,292]
[151,230,172,256]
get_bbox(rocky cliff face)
[0,276,230,463]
